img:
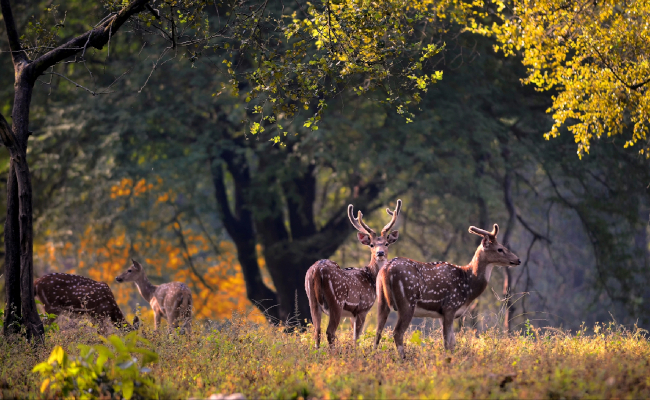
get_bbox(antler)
[348,204,376,237]
[381,199,402,236]
[468,223,499,239]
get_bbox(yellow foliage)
[485,0,650,157]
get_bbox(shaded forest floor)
[1,313,649,399]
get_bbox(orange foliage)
[35,177,269,324]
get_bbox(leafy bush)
[32,331,159,399]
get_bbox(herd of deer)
[31,199,519,359]
[34,260,193,334]
[305,199,521,358]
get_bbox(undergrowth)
[1,314,649,399]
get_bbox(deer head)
[468,224,521,267]
[348,199,401,267]
[115,259,144,283]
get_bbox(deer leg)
[167,304,181,333]
[393,304,415,360]
[374,293,391,350]
[180,305,192,334]
[353,313,367,344]
[310,303,322,348]
[442,310,456,352]
[325,305,342,347]
[154,311,161,331]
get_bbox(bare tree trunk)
[3,162,21,335]
[501,150,516,332]
[209,154,280,321]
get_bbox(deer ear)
[132,259,142,269]
[357,232,372,246]
[386,230,399,245]
[492,224,499,238]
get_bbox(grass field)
[1,313,649,399]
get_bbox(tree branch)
[31,0,151,79]
[0,0,28,64]
[0,112,16,148]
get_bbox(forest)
[1,0,649,398]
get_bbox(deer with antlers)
[305,199,402,348]
[115,259,193,334]
[375,224,520,358]
[34,272,140,331]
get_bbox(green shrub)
[32,331,159,399]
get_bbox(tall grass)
[1,313,649,399]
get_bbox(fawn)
[116,259,193,334]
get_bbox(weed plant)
[1,313,649,399]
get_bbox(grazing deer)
[34,272,139,331]
[375,224,520,358]
[305,199,402,348]
[115,259,193,334]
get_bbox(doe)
[34,272,139,331]
[305,199,401,347]
[115,259,193,334]
[375,224,520,358]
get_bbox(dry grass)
[1,313,649,399]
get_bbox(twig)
[44,72,111,96]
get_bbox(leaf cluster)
[32,331,159,399]
[485,0,650,157]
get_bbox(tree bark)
[3,162,21,335]
[209,153,280,321]
[501,143,517,333]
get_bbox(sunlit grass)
[1,313,649,399]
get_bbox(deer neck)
[133,273,158,303]
[366,255,386,281]
[465,246,495,297]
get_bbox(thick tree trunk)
[208,154,279,321]
[258,233,313,325]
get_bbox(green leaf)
[107,335,128,354]
[122,379,134,400]
[409,330,422,346]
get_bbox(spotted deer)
[305,199,402,348]
[34,272,140,331]
[375,224,520,358]
[115,259,193,334]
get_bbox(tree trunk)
[501,153,516,333]
[3,163,21,335]
[7,76,43,340]
[258,235,314,325]
[208,154,279,321]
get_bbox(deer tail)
[377,267,393,309]
[305,264,321,310]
